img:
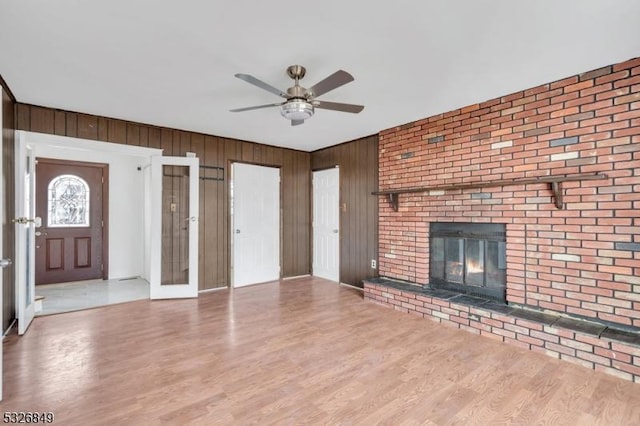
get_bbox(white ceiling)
[1,1,639,152]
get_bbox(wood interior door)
[35,159,108,285]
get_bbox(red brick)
[594,347,632,364]
[615,93,640,105]
[612,360,640,376]
[595,70,630,85]
[493,328,516,340]
[560,338,593,352]
[481,318,503,328]
[530,330,560,343]
[545,342,576,356]
[517,334,544,347]
[596,88,630,101]
[551,76,579,89]
[574,334,610,348]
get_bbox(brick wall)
[378,57,640,328]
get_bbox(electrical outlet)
[371,259,377,269]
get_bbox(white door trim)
[19,131,162,157]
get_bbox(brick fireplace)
[365,57,640,382]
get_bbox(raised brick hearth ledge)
[364,278,640,383]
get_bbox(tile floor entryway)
[35,277,149,316]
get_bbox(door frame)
[312,166,340,283]
[35,157,109,282]
[229,161,282,288]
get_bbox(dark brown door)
[35,159,108,285]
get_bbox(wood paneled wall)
[16,103,311,290]
[2,85,16,332]
[311,135,379,287]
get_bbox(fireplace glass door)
[430,223,506,302]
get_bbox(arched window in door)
[47,174,90,227]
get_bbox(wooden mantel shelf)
[372,173,608,211]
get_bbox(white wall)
[23,132,161,280]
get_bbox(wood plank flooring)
[2,276,639,425]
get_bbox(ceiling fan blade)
[314,100,364,114]
[229,102,283,112]
[306,70,354,98]
[235,73,290,99]
[291,119,305,126]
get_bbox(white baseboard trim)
[2,318,17,338]
[283,274,311,280]
[198,286,229,293]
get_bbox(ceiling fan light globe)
[281,100,314,121]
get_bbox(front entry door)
[35,159,107,285]
[232,163,280,287]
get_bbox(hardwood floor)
[2,276,639,425]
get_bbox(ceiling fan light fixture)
[231,66,362,123]
[280,100,314,121]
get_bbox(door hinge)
[101,264,104,271]
[102,176,104,184]
[102,220,104,227]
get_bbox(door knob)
[333,229,339,233]
[235,229,241,234]
[0,258,12,268]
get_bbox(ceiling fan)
[230,65,364,126]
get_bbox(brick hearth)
[364,278,640,383]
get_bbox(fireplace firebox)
[429,222,506,302]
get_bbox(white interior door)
[232,163,280,287]
[313,167,340,282]
[15,134,37,335]
[149,155,199,299]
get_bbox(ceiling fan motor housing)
[286,85,307,98]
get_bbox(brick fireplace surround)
[364,57,640,383]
